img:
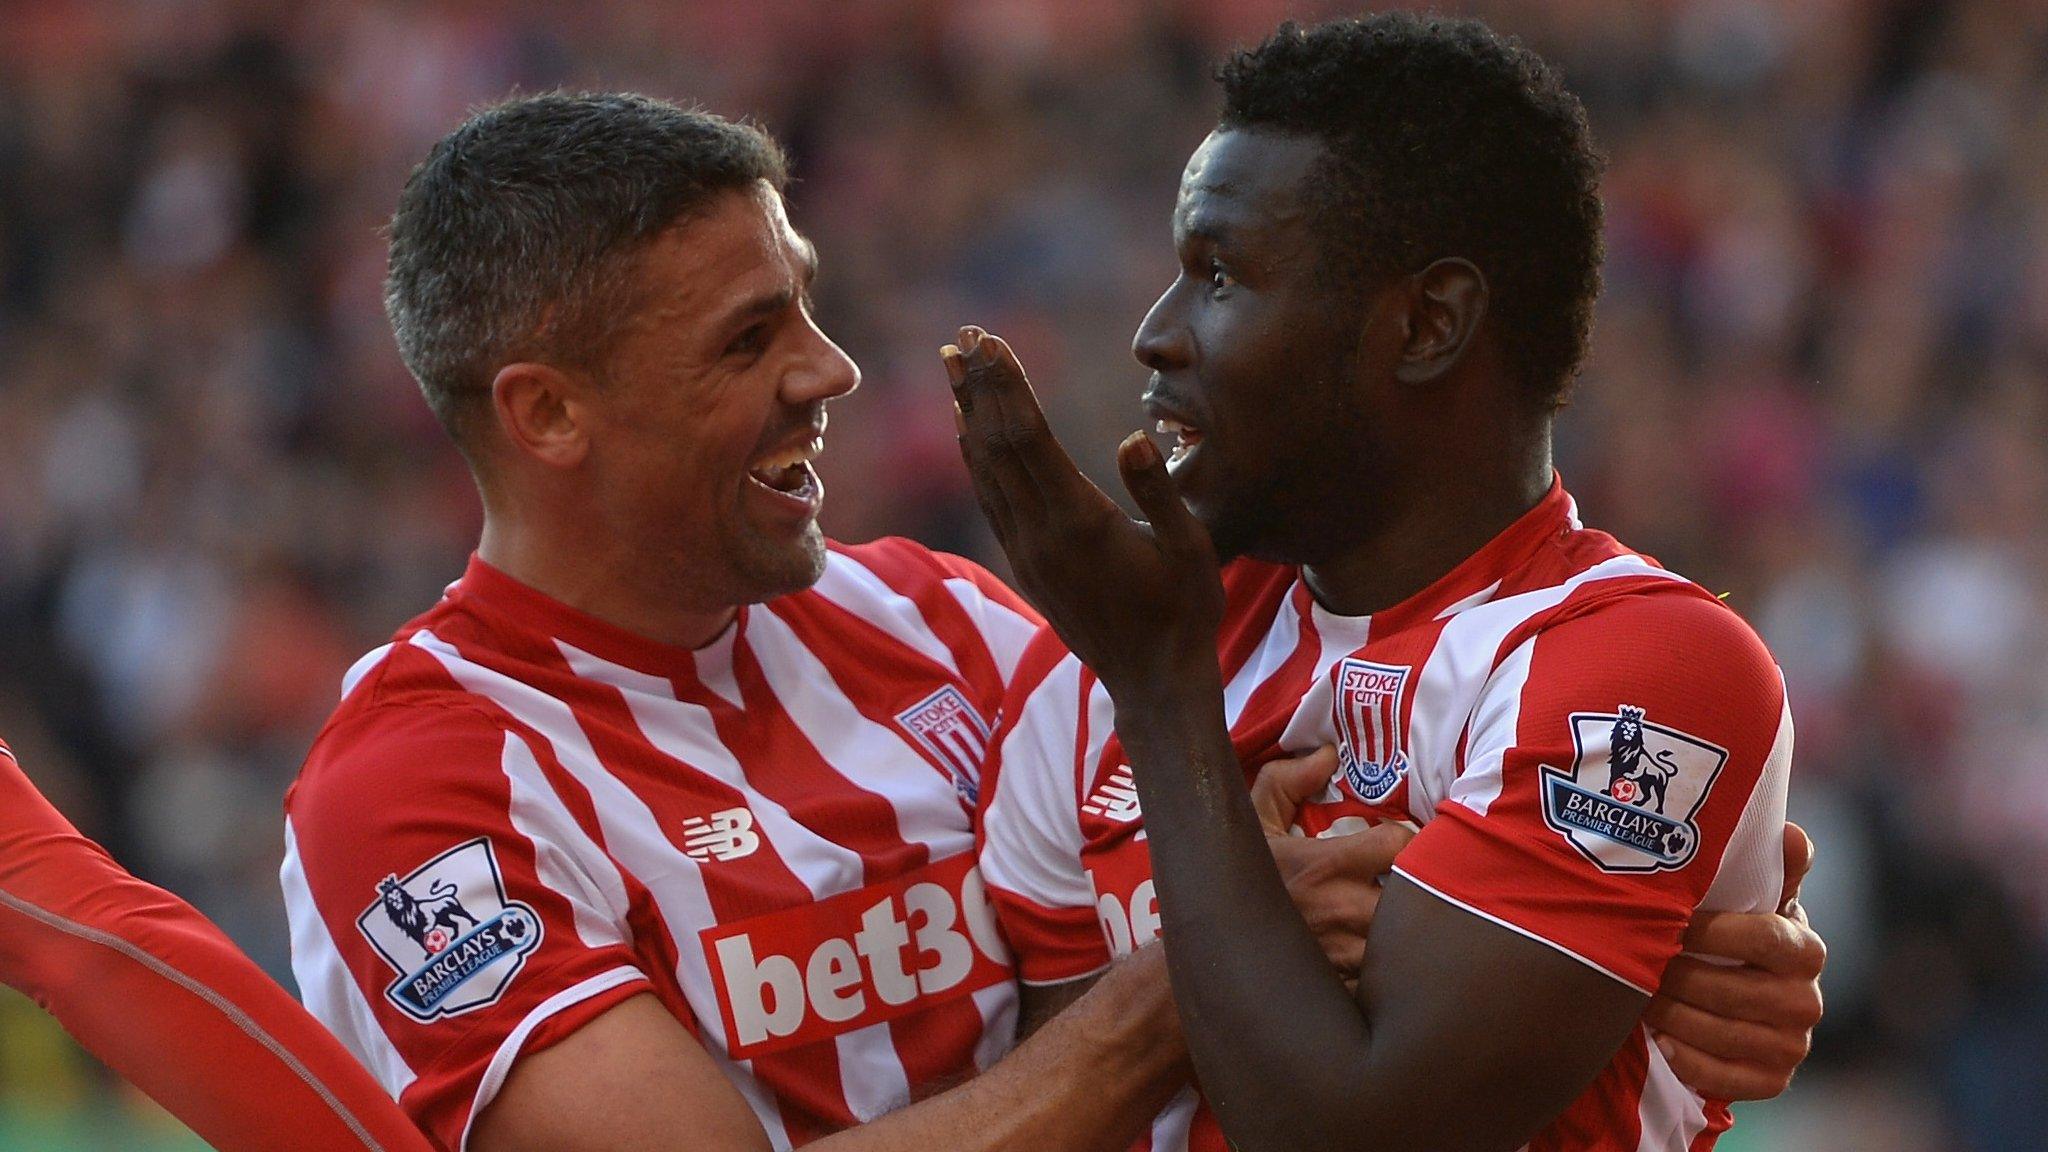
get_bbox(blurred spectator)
[2,2,2045,1149]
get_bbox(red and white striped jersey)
[979,480,1793,1152]
[283,540,1042,1151]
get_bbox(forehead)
[633,182,810,309]
[1174,129,1327,242]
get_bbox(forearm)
[0,786,432,1152]
[1111,678,1380,1152]
[815,944,1188,1152]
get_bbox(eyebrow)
[711,239,821,330]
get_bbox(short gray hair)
[383,92,788,449]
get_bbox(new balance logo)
[681,808,760,862]
[1081,766,1141,822]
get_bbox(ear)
[1393,258,1488,386]
[489,361,592,468]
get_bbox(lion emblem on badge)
[1603,705,1681,815]
[378,874,479,954]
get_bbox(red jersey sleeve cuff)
[449,965,651,1150]
[989,889,1112,986]
[1395,803,1691,995]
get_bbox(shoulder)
[289,645,522,831]
[825,537,1032,615]
[1503,581,1785,742]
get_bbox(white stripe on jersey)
[1222,591,1305,725]
[406,629,798,1150]
[555,638,869,898]
[812,551,961,676]
[1406,554,1679,813]
[341,643,396,700]
[461,966,646,1152]
[281,820,418,1099]
[747,606,974,859]
[942,578,1040,685]
[970,982,1019,1072]
[500,730,634,949]
[835,1021,912,1124]
[1439,634,1537,819]
[1634,1039,1710,1152]
[980,657,1097,925]
[1272,605,1369,753]
[1701,695,1794,914]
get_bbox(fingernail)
[1121,430,1159,468]
[960,326,984,355]
[1655,1036,1676,1062]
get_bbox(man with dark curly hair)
[959,13,1819,1152]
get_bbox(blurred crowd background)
[1,0,2044,1148]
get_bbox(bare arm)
[474,943,1186,1152]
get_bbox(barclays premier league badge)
[357,838,543,1021]
[1540,705,1727,874]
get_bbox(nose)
[1132,284,1192,373]
[786,318,862,404]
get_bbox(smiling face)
[1133,129,1405,565]
[585,181,860,610]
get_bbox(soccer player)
[951,14,1820,1152]
[0,738,435,1152]
[284,91,1819,1152]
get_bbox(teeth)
[751,437,824,473]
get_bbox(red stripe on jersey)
[1529,1027,1649,1152]
[525,637,865,1132]
[831,538,1012,709]
[763,592,980,823]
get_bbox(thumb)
[1116,431,1205,554]
[1252,746,1341,834]
[1778,821,1814,915]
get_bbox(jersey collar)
[1306,473,1578,632]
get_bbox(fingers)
[946,327,1089,501]
[1649,1032,1799,1101]
[1251,746,1340,834]
[1680,910,1827,978]
[1778,821,1814,914]
[941,339,1018,545]
[1340,822,1419,876]
[1656,954,1825,1029]
[1116,430,1210,561]
[1642,995,1810,1070]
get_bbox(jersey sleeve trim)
[459,965,651,1152]
[1390,864,1651,996]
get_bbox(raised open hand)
[942,326,1225,695]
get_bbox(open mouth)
[746,436,824,506]
[1155,417,1204,467]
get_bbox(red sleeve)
[0,740,436,1152]
[1394,591,1792,994]
[283,692,653,1151]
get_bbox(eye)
[726,322,771,359]
[1207,258,1237,293]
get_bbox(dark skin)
[944,128,1821,1151]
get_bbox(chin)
[738,525,830,604]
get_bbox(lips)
[747,436,822,494]
[1142,391,1205,469]
[745,424,827,514]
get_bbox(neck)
[476,500,738,651]
[1301,418,1553,618]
